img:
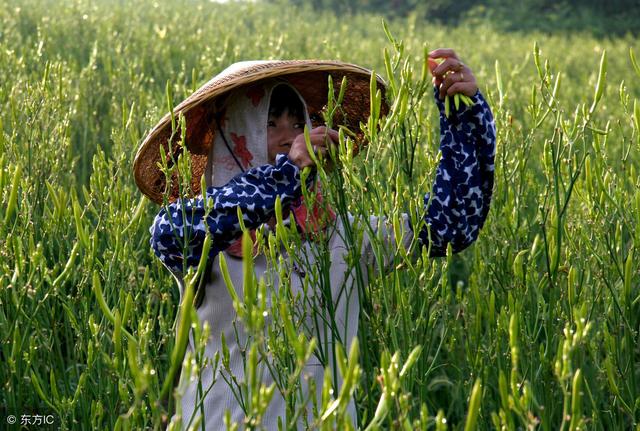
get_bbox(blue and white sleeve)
[418,88,496,256]
[149,154,305,273]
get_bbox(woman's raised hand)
[428,48,478,100]
[288,126,339,170]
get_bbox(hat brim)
[133,60,388,204]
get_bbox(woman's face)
[267,108,306,164]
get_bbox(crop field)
[1,0,639,429]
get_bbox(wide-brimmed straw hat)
[133,60,388,204]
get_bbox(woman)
[135,50,495,429]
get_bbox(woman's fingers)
[445,81,478,98]
[439,70,464,98]
[432,57,464,78]
[429,48,460,60]
[428,48,478,99]
[312,144,328,158]
[309,127,339,147]
[439,67,477,98]
[324,128,339,145]
[428,58,439,72]
[429,48,471,88]
[289,128,339,169]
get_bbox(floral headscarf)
[205,79,311,187]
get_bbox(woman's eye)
[294,123,305,129]
[267,120,276,127]
[309,113,323,125]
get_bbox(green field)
[1,0,639,429]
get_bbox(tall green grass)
[1,0,639,429]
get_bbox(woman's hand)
[288,126,339,170]
[428,48,478,100]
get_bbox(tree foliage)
[271,0,640,35]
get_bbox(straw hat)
[133,60,388,204]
